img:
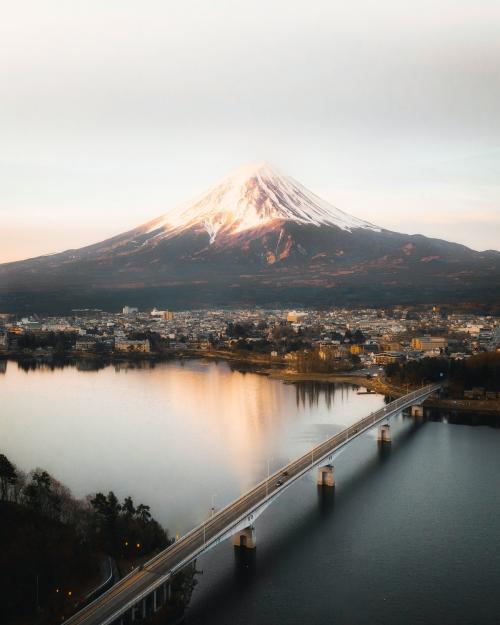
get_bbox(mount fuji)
[1,162,499,312]
[144,162,380,242]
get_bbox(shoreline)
[0,348,415,397]
[4,349,499,418]
[265,369,393,392]
[1,348,389,389]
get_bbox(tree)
[385,362,401,379]
[0,454,17,501]
[89,492,109,517]
[234,338,252,351]
[122,496,135,517]
[90,491,121,523]
[136,503,151,524]
[106,491,121,521]
[353,329,365,344]
[272,323,295,340]
[24,470,62,520]
[226,322,254,339]
[10,468,26,504]
[54,334,66,354]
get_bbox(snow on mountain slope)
[2,161,500,313]
[144,162,380,243]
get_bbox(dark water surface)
[185,419,500,625]
[1,359,499,624]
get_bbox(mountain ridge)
[1,162,499,312]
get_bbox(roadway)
[65,384,440,625]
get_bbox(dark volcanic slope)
[1,163,499,312]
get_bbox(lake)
[1,359,499,625]
[0,359,383,532]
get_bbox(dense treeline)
[16,331,77,352]
[0,454,169,624]
[89,492,168,558]
[385,353,500,393]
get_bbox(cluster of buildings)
[0,306,499,367]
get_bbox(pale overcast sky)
[1,0,500,262]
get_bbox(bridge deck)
[66,384,440,625]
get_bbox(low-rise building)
[319,344,347,360]
[411,336,447,351]
[380,341,402,352]
[151,308,174,321]
[0,331,19,350]
[74,336,98,352]
[464,387,486,400]
[115,338,150,353]
[287,311,304,323]
[375,352,405,365]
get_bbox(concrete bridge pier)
[377,424,391,443]
[233,526,256,549]
[411,405,424,417]
[317,464,335,487]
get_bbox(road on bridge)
[65,384,440,625]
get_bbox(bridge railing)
[259,383,441,486]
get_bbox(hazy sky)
[1,0,500,262]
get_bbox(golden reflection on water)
[0,359,384,531]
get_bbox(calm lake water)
[0,359,383,531]
[1,359,499,624]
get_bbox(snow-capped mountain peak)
[145,162,380,243]
[3,161,498,313]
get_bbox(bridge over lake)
[66,383,441,625]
